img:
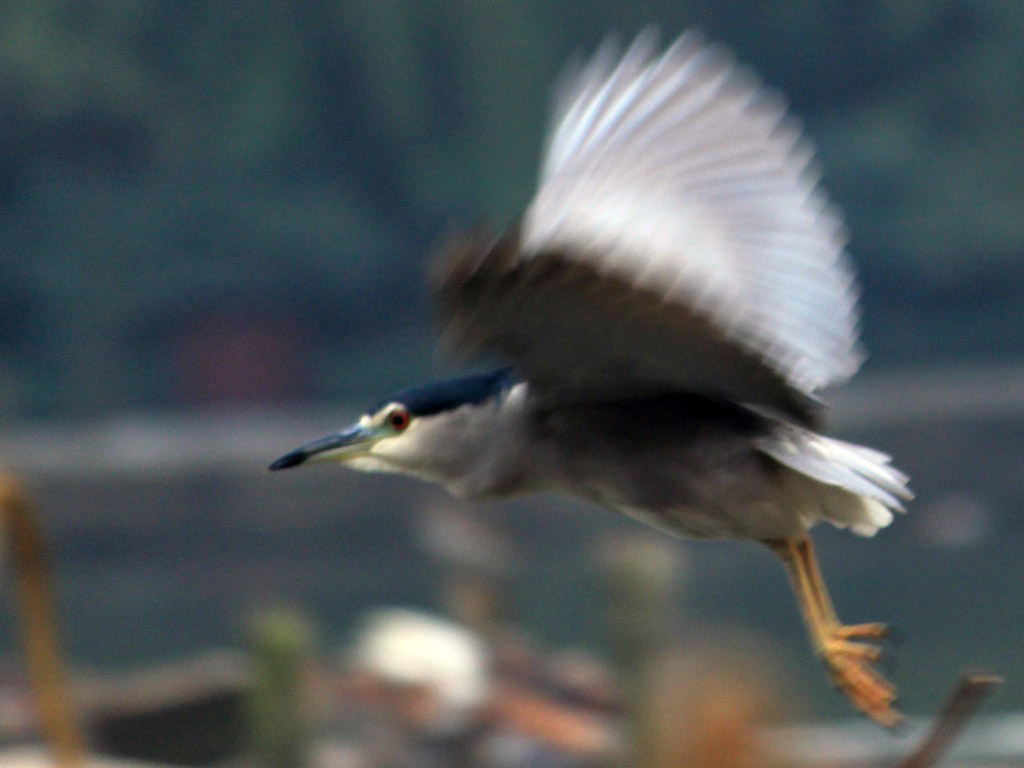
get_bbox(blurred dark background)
[1,0,1022,732]
[1,0,1022,418]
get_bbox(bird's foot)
[820,623,900,727]
[833,622,888,641]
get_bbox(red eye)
[388,408,410,431]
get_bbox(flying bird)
[271,31,912,726]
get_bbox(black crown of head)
[372,368,515,417]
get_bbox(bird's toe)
[822,628,901,728]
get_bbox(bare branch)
[1,473,85,768]
[895,671,1003,768]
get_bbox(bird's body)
[271,30,912,726]
[348,373,897,542]
[523,391,897,541]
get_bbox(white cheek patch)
[346,455,401,474]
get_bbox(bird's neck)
[397,384,535,500]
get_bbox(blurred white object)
[0,747,178,766]
[353,608,489,733]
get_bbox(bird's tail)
[758,427,913,537]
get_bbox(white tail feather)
[758,425,912,536]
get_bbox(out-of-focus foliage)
[0,0,1021,418]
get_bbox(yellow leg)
[767,536,900,727]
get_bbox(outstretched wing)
[435,31,863,424]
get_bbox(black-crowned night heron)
[271,31,912,726]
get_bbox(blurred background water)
[0,0,1022,759]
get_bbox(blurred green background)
[1,0,1022,726]
[1,0,1022,417]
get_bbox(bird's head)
[269,369,516,486]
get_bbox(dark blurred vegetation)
[0,0,1021,420]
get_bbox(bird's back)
[519,389,908,540]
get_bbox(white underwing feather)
[524,31,863,397]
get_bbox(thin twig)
[1,472,85,768]
[895,670,1002,768]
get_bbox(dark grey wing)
[435,227,819,423]
[435,31,863,424]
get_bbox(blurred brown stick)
[1,472,85,768]
[895,671,1002,768]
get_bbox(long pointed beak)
[269,423,379,470]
